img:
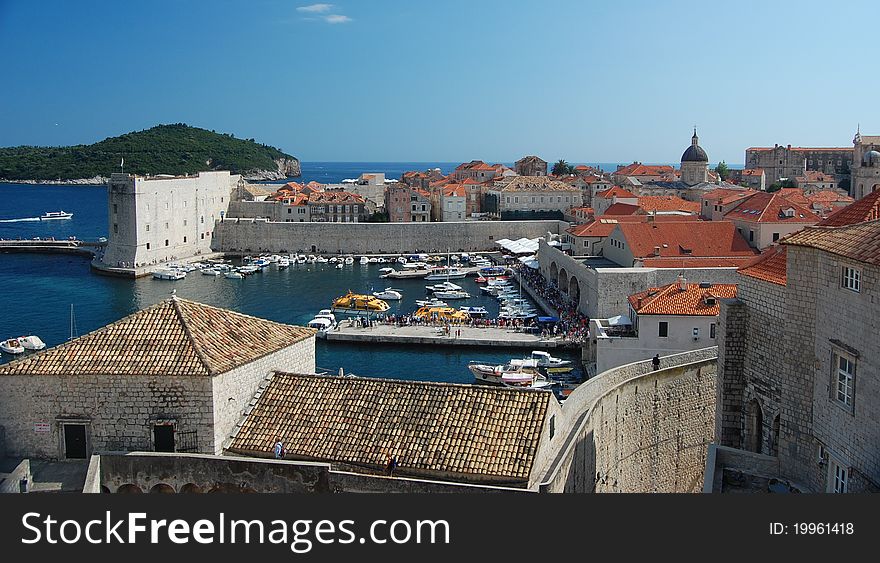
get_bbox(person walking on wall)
[652,354,660,371]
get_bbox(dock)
[322,322,577,349]
[0,238,106,256]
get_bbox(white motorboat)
[269,254,281,263]
[376,257,387,263]
[329,257,338,263]
[359,256,370,265]
[530,350,572,368]
[344,256,355,265]
[372,288,403,300]
[368,257,379,263]
[201,268,222,276]
[153,268,186,280]
[379,267,395,276]
[396,256,407,264]
[432,290,470,300]
[415,298,448,307]
[426,281,463,292]
[18,335,46,350]
[501,371,556,390]
[225,271,244,279]
[238,265,259,275]
[278,259,291,269]
[317,256,329,263]
[402,261,429,270]
[39,210,73,220]
[335,263,344,269]
[468,359,539,385]
[1,338,25,354]
[459,306,488,317]
[424,266,467,280]
[307,317,335,334]
[315,309,337,324]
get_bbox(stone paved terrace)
[323,322,577,349]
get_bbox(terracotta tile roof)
[581,175,609,184]
[492,176,579,192]
[808,190,852,204]
[595,186,636,199]
[442,184,467,197]
[738,245,787,286]
[777,188,811,207]
[413,188,432,199]
[640,256,756,268]
[0,298,315,377]
[227,373,551,482]
[309,191,365,204]
[724,192,818,224]
[741,168,764,177]
[460,178,482,185]
[702,188,755,203]
[616,221,758,261]
[798,170,837,183]
[818,190,880,227]
[637,196,700,214]
[629,282,738,316]
[603,202,640,216]
[614,163,675,177]
[515,155,547,164]
[568,215,699,238]
[781,220,880,266]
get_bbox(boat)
[396,256,407,264]
[415,298,449,307]
[383,269,429,279]
[479,266,507,276]
[546,366,575,374]
[475,276,488,284]
[201,268,221,276]
[368,257,379,263]
[413,306,469,322]
[379,267,395,276]
[39,210,73,220]
[424,266,467,280]
[18,335,46,350]
[1,338,25,354]
[344,256,354,265]
[468,358,539,385]
[426,281,463,292]
[359,256,370,265]
[152,268,186,280]
[459,306,489,317]
[307,317,335,334]
[335,263,344,269]
[225,271,244,279]
[329,257,338,263]
[372,288,403,300]
[402,262,429,270]
[315,309,337,324]
[317,256,329,263]
[432,289,470,300]
[278,259,290,269]
[331,291,390,314]
[530,350,572,368]
[501,371,556,390]
[238,265,260,275]
[376,257,387,263]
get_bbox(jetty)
[0,238,106,256]
[322,322,578,349]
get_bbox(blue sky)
[0,0,875,164]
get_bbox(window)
[830,461,848,493]
[183,220,187,226]
[183,236,187,243]
[200,233,204,240]
[658,321,668,338]
[164,222,169,230]
[113,204,118,214]
[772,233,780,242]
[842,266,860,292]
[200,216,204,224]
[145,224,150,232]
[165,239,169,246]
[146,243,151,250]
[834,351,855,408]
[749,230,754,242]
[113,223,118,234]
[288,208,292,214]
[710,323,716,339]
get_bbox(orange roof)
[604,202,640,216]
[777,188,810,207]
[818,190,880,227]
[614,163,675,177]
[724,192,818,224]
[741,168,764,176]
[442,184,467,197]
[738,245,787,286]
[628,282,737,316]
[702,188,754,203]
[615,221,758,261]
[782,220,880,266]
[637,196,700,214]
[799,170,837,183]
[595,186,636,199]
[808,190,852,204]
[568,215,698,238]
[640,257,756,268]
[460,178,482,185]
[308,191,365,204]
[413,188,431,199]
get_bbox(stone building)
[306,191,370,223]
[430,184,467,222]
[744,144,853,186]
[0,297,315,460]
[851,131,880,200]
[484,176,581,220]
[96,171,240,276]
[721,191,818,249]
[716,206,880,492]
[385,185,431,222]
[680,129,710,186]
[227,372,560,488]
[515,155,548,177]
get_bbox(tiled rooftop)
[724,192,818,224]
[493,176,579,192]
[616,221,758,261]
[637,196,701,214]
[782,220,880,266]
[595,186,636,199]
[614,163,675,176]
[228,372,551,482]
[629,282,738,316]
[568,215,699,238]
[0,298,315,377]
[818,189,880,227]
[738,245,788,286]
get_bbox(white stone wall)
[212,337,316,454]
[0,374,215,459]
[491,189,580,213]
[731,219,812,250]
[103,171,237,269]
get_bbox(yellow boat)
[413,306,469,322]
[331,291,390,314]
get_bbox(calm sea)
[0,168,581,383]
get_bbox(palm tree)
[552,159,571,176]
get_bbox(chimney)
[678,273,687,291]
[654,245,661,256]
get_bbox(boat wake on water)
[0,217,41,222]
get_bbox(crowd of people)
[513,264,590,344]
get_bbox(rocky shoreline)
[1,158,302,185]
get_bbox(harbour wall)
[213,218,567,255]
[539,348,717,493]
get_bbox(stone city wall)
[213,218,566,255]
[539,348,717,493]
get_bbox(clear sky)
[0,0,875,164]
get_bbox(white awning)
[606,315,632,326]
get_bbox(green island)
[0,123,300,182]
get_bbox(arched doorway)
[549,262,558,284]
[179,483,203,494]
[116,484,143,494]
[558,268,568,293]
[149,483,175,494]
[569,276,580,305]
[745,399,764,454]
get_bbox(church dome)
[863,150,880,167]
[681,129,709,163]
